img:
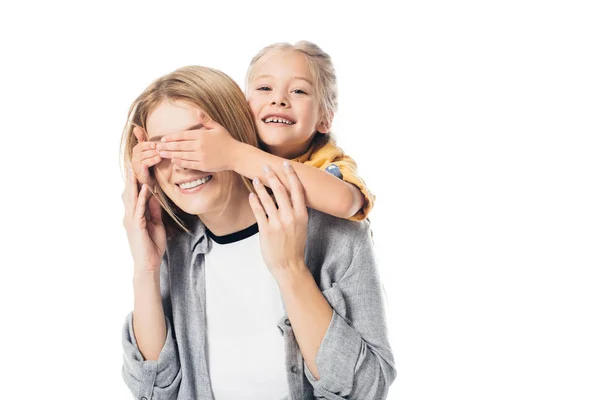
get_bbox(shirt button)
[291,365,299,373]
[285,319,291,326]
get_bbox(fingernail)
[283,161,291,170]
[161,137,166,142]
[160,151,167,157]
[263,165,271,174]
[253,177,260,186]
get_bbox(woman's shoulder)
[307,208,372,241]
[305,209,374,283]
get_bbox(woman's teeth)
[179,176,212,189]
[264,117,294,125]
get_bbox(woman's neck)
[199,182,256,237]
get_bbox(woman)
[121,66,395,399]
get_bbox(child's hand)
[122,163,166,273]
[131,126,161,186]
[249,162,309,282]
[157,112,239,172]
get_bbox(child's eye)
[292,89,307,94]
[256,86,271,91]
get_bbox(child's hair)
[246,41,338,136]
[121,66,259,234]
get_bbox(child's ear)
[316,112,333,134]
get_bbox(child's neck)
[268,134,317,160]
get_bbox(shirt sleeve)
[305,141,375,221]
[122,312,181,400]
[303,224,396,399]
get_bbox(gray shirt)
[122,209,396,399]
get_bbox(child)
[131,41,374,221]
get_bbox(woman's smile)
[175,175,213,194]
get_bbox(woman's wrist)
[133,268,160,286]
[274,260,312,290]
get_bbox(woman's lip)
[176,176,211,185]
[175,178,211,194]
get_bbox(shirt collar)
[291,133,327,163]
[187,218,209,253]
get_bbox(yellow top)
[293,135,374,221]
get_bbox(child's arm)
[232,142,365,219]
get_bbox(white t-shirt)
[204,224,289,399]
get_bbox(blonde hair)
[246,41,338,134]
[121,66,259,234]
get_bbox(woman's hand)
[156,111,239,172]
[122,163,166,273]
[249,162,309,282]
[131,126,161,186]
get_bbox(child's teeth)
[265,117,292,125]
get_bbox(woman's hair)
[245,41,338,135]
[121,66,259,234]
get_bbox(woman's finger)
[133,141,156,152]
[125,164,139,216]
[248,193,268,228]
[136,148,159,161]
[133,126,147,142]
[147,193,163,226]
[282,161,307,212]
[264,165,292,214]
[134,183,150,221]
[252,176,279,222]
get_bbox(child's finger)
[197,110,219,130]
[252,177,279,222]
[156,141,195,151]
[158,150,196,160]
[161,130,197,143]
[282,161,306,212]
[171,158,203,170]
[248,193,268,228]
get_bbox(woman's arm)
[233,142,364,219]
[121,166,181,399]
[304,221,396,399]
[276,264,333,379]
[249,164,395,399]
[132,270,167,361]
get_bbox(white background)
[1,1,598,399]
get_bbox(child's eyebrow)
[254,74,314,85]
